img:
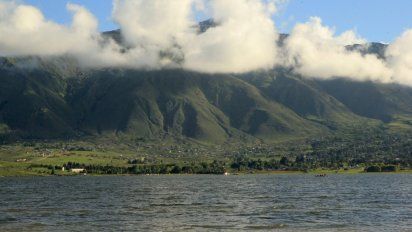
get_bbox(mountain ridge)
[1,24,412,144]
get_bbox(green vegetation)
[365,165,399,172]
[1,128,411,176]
[1,55,412,176]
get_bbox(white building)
[70,168,86,173]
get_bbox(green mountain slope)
[67,69,327,142]
[1,30,412,145]
[239,69,372,130]
[0,61,75,138]
[315,79,412,122]
[0,62,327,143]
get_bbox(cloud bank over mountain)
[386,30,412,86]
[182,0,278,73]
[282,17,393,82]
[0,0,412,86]
[112,0,279,73]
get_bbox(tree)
[280,156,289,166]
[130,165,139,174]
[295,155,305,164]
[171,165,181,174]
[365,166,381,172]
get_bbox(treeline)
[230,156,300,171]
[36,155,407,175]
[308,133,412,167]
[52,161,226,175]
[230,155,408,172]
[364,165,398,172]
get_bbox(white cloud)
[112,0,198,68]
[113,0,195,48]
[112,0,279,73]
[0,1,152,68]
[0,2,121,66]
[283,17,393,82]
[0,3,70,56]
[183,0,278,73]
[1,0,412,87]
[386,30,412,86]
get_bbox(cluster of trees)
[224,130,412,172]
[57,161,226,175]
[308,133,412,167]
[364,165,398,172]
[230,156,296,171]
[230,154,407,172]
[40,153,407,175]
[128,161,225,175]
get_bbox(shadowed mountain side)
[0,66,75,138]
[0,63,327,143]
[239,69,374,130]
[67,70,325,143]
[315,78,412,123]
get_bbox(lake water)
[0,174,411,231]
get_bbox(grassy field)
[0,143,129,176]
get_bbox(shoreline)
[1,169,411,178]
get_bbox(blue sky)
[23,0,412,43]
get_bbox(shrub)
[381,165,398,172]
[365,166,381,172]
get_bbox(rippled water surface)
[0,174,411,231]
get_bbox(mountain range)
[1,29,412,145]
